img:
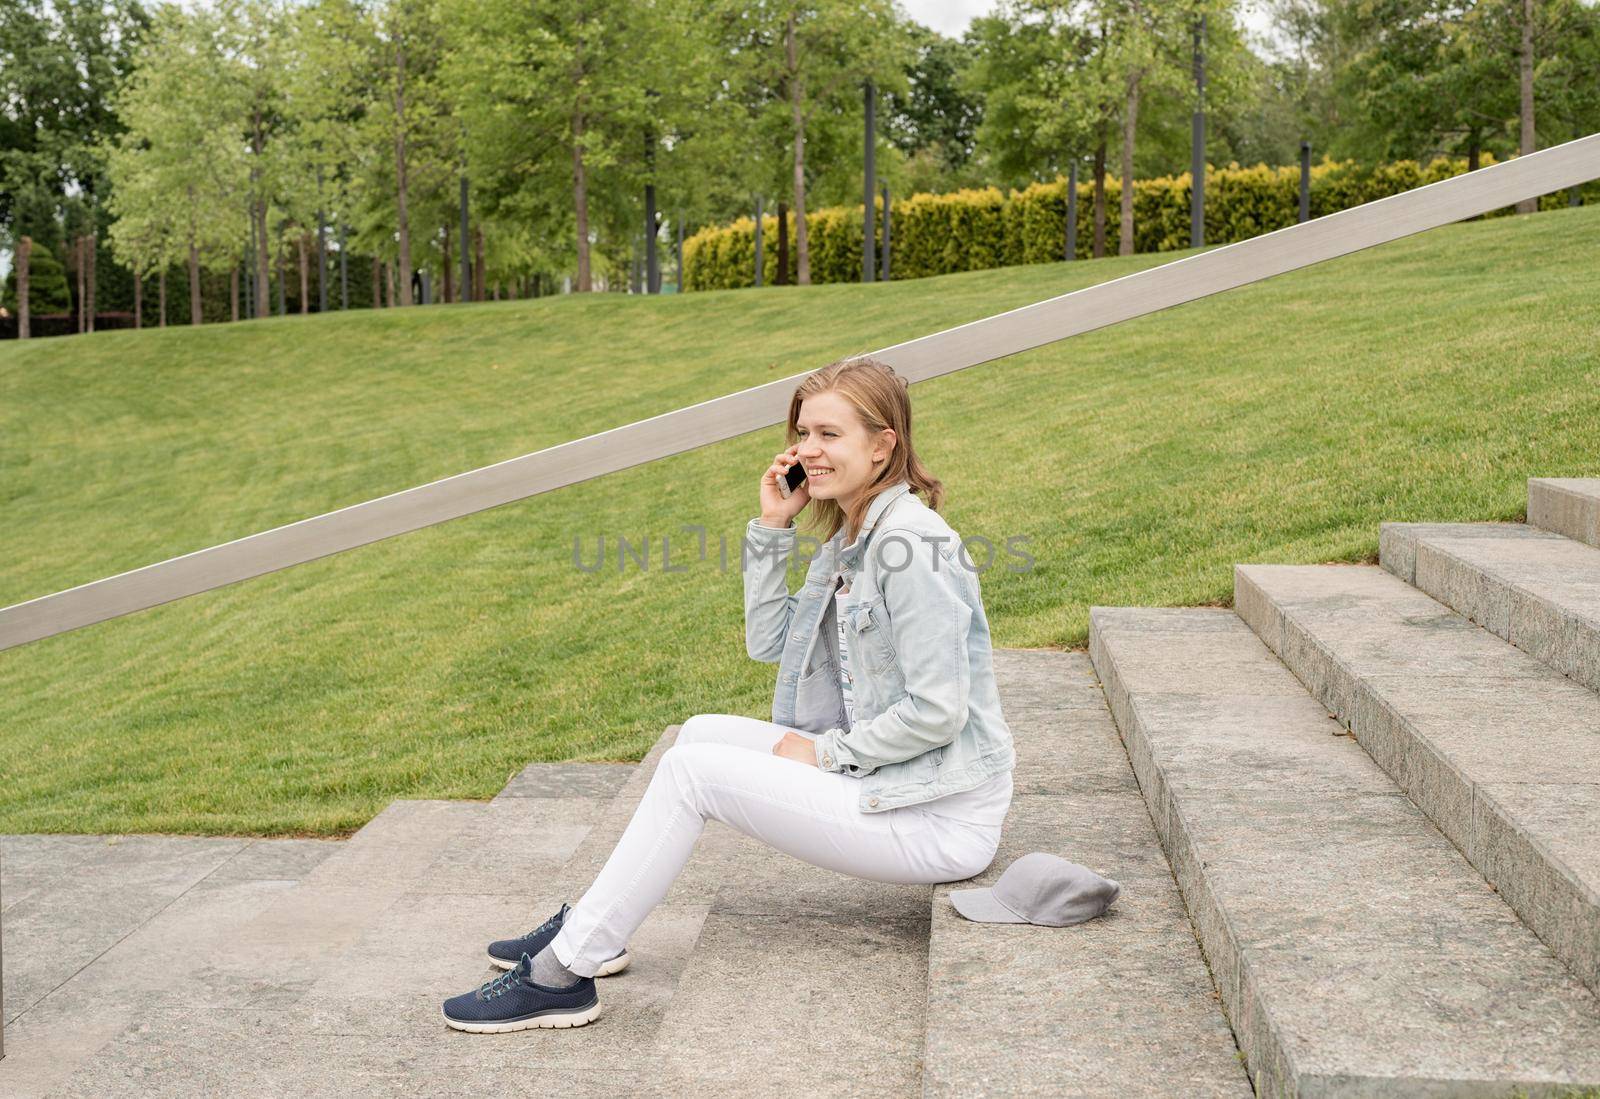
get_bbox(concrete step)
[222,757,713,1099]
[580,727,934,1093]
[1235,563,1600,1002]
[921,650,1249,1098]
[13,800,483,1098]
[1090,606,1600,1098]
[0,833,339,1098]
[29,766,630,1098]
[1382,521,1600,694]
[1530,477,1600,548]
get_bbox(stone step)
[1530,477,1600,548]
[214,756,711,1098]
[1235,563,1600,1002]
[1381,521,1600,694]
[922,649,1249,1098]
[206,719,935,1094]
[13,800,484,1098]
[1090,606,1600,1098]
[0,834,337,1098]
[31,767,631,1098]
[589,727,934,1093]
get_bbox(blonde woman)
[443,356,1016,1032]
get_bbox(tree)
[198,0,297,320]
[104,4,247,326]
[283,0,379,310]
[1090,0,1201,254]
[740,0,909,283]
[1536,0,1600,162]
[2,239,70,314]
[1335,0,1513,170]
[881,23,985,193]
[966,2,1108,188]
[1456,0,1594,212]
[442,0,676,292]
[370,0,455,305]
[0,1,149,247]
[103,141,179,327]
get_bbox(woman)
[442,356,1016,1033]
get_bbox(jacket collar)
[835,481,913,573]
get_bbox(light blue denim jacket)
[743,480,1016,813]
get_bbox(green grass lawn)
[3,204,1598,836]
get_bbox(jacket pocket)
[795,657,843,733]
[847,595,898,676]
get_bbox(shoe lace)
[521,911,561,941]
[478,964,524,1001]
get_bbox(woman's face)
[794,391,894,511]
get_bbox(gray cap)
[949,852,1122,926]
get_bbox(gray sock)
[530,941,581,988]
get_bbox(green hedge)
[684,153,1595,290]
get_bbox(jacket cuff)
[813,728,873,776]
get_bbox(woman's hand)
[772,730,820,767]
[758,444,810,528]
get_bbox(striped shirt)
[835,581,855,726]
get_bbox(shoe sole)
[487,950,630,976]
[442,1000,602,1033]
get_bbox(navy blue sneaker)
[442,952,601,1032]
[487,902,630,976]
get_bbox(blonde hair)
[786,355,945,545]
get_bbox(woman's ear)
[873,428,896,463]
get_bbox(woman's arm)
[812,533,973,775]
[743,517,800,663]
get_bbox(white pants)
[551,713,1002,977]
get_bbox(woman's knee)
[658,740,729,792]
[675,714,717,745]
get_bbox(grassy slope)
[2,204,1597,835]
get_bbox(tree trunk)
[16,235,30,339]
[473,227,485,301]
[159,267,168,328]
[86,233,96,331]
[1516,0,1537,214]
[1119,71,1141,256]
[385,260,396,307]
[231,264,239,322]
[786,14,811,286]
[298,232,310,313]
[372,256,381,309]
[393,34,414,305]
[1092,138,1107,259]
[133,263,142,330]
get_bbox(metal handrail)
[1,134,1597,1061]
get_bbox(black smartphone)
[778,459,807,498]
